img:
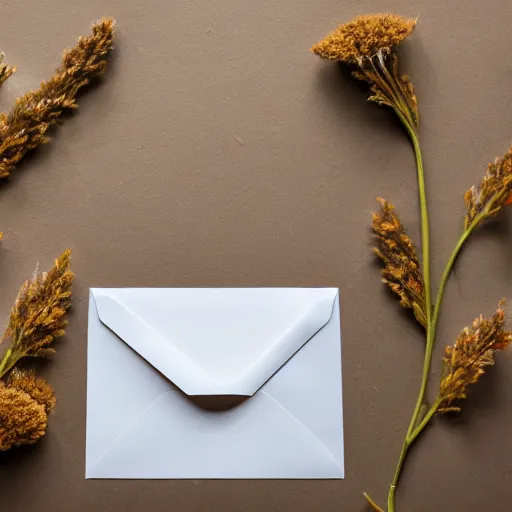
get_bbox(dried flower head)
[311,14,419,130]
[371,198,426,327]
[0,18,115,178]
[438,301,512,413]
[311,14,416,63]
[7,369,56,415]
[464,146,512,229]
[0,249,74,379]
[0,383,48,451]
[0,52,15,89]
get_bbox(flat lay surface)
[0,0,511,511]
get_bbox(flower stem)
[429,213,483,340]
[393,108,433,425]
[387,109,434,512]
[0,348,12,379]
[392,110,431,326]
[370,52,487,512]
[384,151,484,511]
[404,212,484,442]
[387,399,441,512]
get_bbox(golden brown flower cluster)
[0,383,48,451]
[0,18,115,178]
[438,301,512,413]
[0,250,74,378]
[371,198,426,328]
[311,14,416,63]
[0,369,57,450]
[8,369,56,415]
[311,14,419,130]
[464,146,512,229]
[0,250,72,450]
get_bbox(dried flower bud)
[0,384,48,451]
[464,147,512,229]
[0,249,74,378]
[371,198,427,328]
[438,301,512,413]
[311,13,416,63]
[7,369,56,415]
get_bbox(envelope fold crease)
[92,288,338,396]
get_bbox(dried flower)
[311,13,416,63]
[0,249,74,379]
[311,14,418,130]
[0,18,115,179]
[371,198,426,328]
[0,53,15,89]
[438,301,512,413]
[464,146,512,229]
[0,383,48,451]
[7,369,56,415]
[312,12,512,511]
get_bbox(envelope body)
[86,288,344,479]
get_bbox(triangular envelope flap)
[92,288,338,396]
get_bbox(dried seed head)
[0,384,48,451]
[7,369,56,415]
[0,249,74,378]
[438,301,512,413]
[464,147,512,228]
[311,13,416,63]
[371,198,426,328]
[0,18,115,178]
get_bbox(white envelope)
[86,288,344,479]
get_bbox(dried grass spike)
[0,17,115,178]
[464,146,512,228]
[371,198,426,328]
[438,300,512,413]
[0,249,74,378]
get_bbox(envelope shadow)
[189,394,249,411]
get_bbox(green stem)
[405,212,483,439]
[0,348,12,378]
[429,213,483,342]
[407,398,442,444]
[386,110,433,512]
[393,108,433,430]
[387,399,442,512]
[392,110,432,323]
[378,56,485,512]
[386,209,484,511]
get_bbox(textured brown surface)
[0,1,512,511]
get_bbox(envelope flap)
[92,288,338,396]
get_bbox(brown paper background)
[0,1,512,511]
